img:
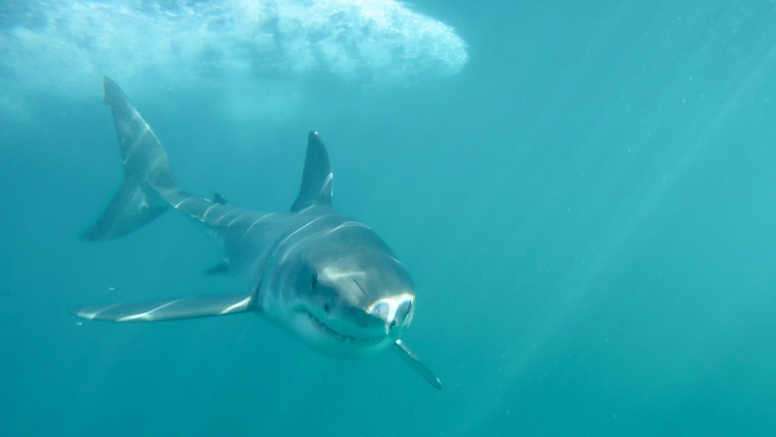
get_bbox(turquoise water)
[2,0,776,435]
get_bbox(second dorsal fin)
[291,131,333,211]
[212,193,227,204]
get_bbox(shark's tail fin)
[80,77,179,241]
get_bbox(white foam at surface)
[0,0,468,115]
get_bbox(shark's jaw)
[293,308,396,359]
[303,310,385,346]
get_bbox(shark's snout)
[366,294,414,334]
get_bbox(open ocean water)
[2,0,776,435]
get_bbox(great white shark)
[72,77,442,390]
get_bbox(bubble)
[0,0,468,114]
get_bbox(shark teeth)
[304,310,383,346]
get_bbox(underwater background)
[2,0,776,435]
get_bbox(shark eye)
[311,273,318,291]
[324,304,330,314]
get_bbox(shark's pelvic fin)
[70,292,254,322]
[392,339,443,390]
[290,132,333,212]
[204,259,231,275]
[81,76,179,241]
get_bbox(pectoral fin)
[70,292,254,322]
[392,339,443,390]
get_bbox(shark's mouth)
[304,310,384,346]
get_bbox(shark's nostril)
[397,299,412,322]
[369,301,389,319]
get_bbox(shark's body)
[73,77,441,389]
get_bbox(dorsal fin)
[291,131,333,211]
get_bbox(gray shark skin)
[72,77,442,390]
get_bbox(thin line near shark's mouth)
[304,310,384,346]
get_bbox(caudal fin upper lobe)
[81,77,179,241]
